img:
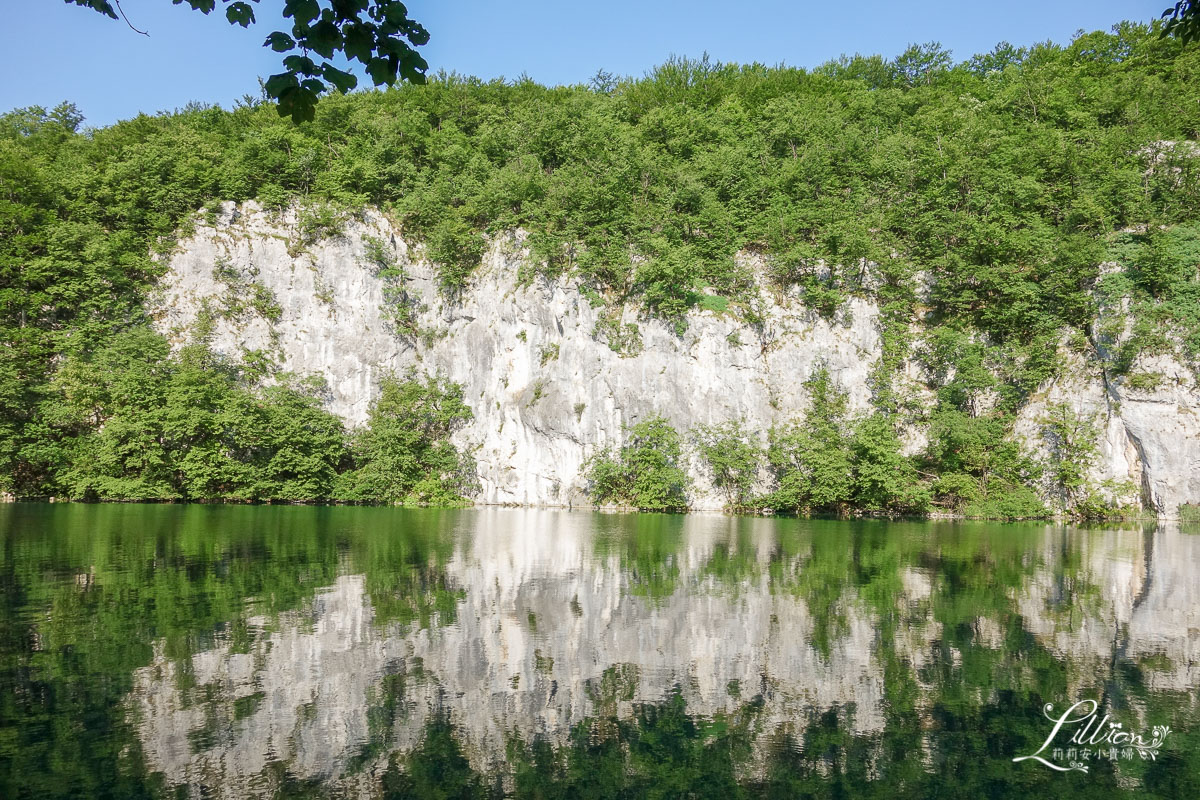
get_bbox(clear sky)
[2,0,1165,128]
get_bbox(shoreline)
[0,495,1177,523]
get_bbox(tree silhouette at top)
[67,0,430,122]
[1161,1,1200,43]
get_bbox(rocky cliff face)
[1012,347,1200,517]
[151,203,1200,515]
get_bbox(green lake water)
[0,503,1197,798]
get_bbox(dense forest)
[1,21,1198,515]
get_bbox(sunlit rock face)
[128,512,1200,797]
[1012,347,1200,516]
[152,203,1200,515]
[151,204,912,512]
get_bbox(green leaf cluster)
[72,0,431,122]
[336,370,475,505]
[30,327,472,504]
[691,420,761,510]
[47,329,348,501]
[584,416,690,511]
[760,368,929,516]
[1096,223,1200,371]
[923,409,1047,519]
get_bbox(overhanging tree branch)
[66,0,430,122]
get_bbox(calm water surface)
[1,504,1197,798]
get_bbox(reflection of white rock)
[1015,525,1200,700]
[1128,526,1200,692]
[1018,526,1143,674]
[130,512,1200,797]
[133,575,410,794]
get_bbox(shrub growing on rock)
[584,416,690,511]
[692,420,762,510]
[336,371,475,505]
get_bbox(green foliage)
[426,217,485,293]
[698,293,729,314]
[294,201,349,251]
[1126,370,1165,391]
[28,328,475,506]
[70,0,431,122]
[761,369,931,516]
[892,41,954,86]
[528,379,547,405]
[584,416,690,511]
[1161,1,1200,43]
[46,329,348,501]
[4,21,1200,510]
[335,370,475,505]
[1096,224,1200,371]
[210,259,284,323]
[593,314,643,356]
[362,234,416,332]
[635,249,701,324]
[923,409,1047,519]
[762,369,855,514]
[919,325,1055,414]
[1038,402,1130,519]
[1040,402,1099,506]
[251,283,283,321]
[849,414,930,514]
[692,420,762,510]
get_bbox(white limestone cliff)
[151,203,1200,515]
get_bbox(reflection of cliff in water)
[128,512,1200,797]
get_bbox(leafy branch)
[1161,1,1200,43]
[67,0,430,122]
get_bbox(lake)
[0,504,1196,798]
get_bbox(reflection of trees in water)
[402,517,1194,798]
[0,504,463,800]
[594,513,686,600]
[2,505,1198,799]
[381,686,1195,800]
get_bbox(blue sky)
[2,1,1164,128]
